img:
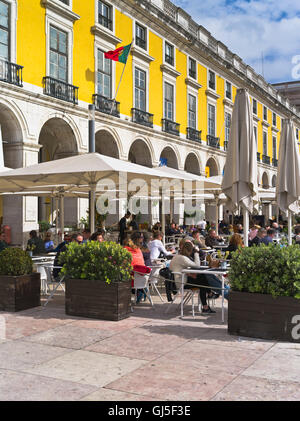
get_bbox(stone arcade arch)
[38,118,80,227]
[184,152,201,175]
[262,172,270,189]
[128,139,153,168]
[0,103,26,245]
[160,146,179,169]
[205,157,219,177]
[95,129,120,159]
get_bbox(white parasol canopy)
[222,88,258,245]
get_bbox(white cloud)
[172,0,300,83]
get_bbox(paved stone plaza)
[0,292,300,401]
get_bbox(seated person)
[124,231,145,267]
[248,225,260,243]
[261,228,276,245]
[124,231,148,303]
[0,231,8,253]
[250,228,267,247]
[141,232,152,267]
[90,229,105,242]
[205,229,224,248]
[169,241,215,313]
[152,222,162,232]
[53,233,83,279]
[27,230,46,255]
[226,234,244,258]
[235,224,243,234]
[44,232,54,252]
[53,233,71,253]
[166,222,178,236]
[148,231,175,262]
[82,229,91,244]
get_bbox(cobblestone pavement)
[0,291,300,401]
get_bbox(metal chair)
[132,269,153,308]
[43,265,65,307]
[148,265,165,302]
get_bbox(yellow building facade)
[0,0,299,244]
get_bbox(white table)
[181,268,228,323]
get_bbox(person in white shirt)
[148,231,175,262]
[169,241,216,313]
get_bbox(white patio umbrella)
[0,153,185,233]
[222,88,258,246]
[276,119,300,245]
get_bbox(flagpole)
[113,40,134,102]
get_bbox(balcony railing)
[162,119,180,136]
[93,94,120,118]
[43,77,78,104]
[272,158,278,167]
[262,155,271,165]
[186,127,202,143]
[207,135,220,149]
[257,152,261,162]
[132,108,153,128]
[165,54,174,66]
[0,59,23,87]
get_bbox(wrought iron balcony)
[207,135,220,149]
[93,94,120,118]
[132,108,153,128]
[186,127,202,143]
[262,155,271,165]
[43,77,78,104]
[257,152,261,162]
[272,158,278,167]
[0,59,23,87]
[162,119,180,136]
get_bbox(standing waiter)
[119,211,131,245]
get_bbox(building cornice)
[205,88,220,101]
[131,46,155,63]
[41,0,80,22]
[185,77,202,90]
[91,24,122,46]
[160,63,181,78]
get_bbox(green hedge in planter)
[0,248,33,276]
[229,244,300,299]
[59,241,133,284]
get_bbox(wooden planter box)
[65,278,132,321]
[0,273,41,312]
[228,291,300,343]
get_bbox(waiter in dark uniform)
[119,211,131,245]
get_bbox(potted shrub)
[0,248,41,311]
[228,244,300,342]
[59,241,133,321]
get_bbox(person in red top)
[124,231,145,267]
[124,232,148,303]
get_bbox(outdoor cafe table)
[32,254,56,294]
[181,267,228,323]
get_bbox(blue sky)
[172,0,300,83]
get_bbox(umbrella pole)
[60,195,64,243]
[288,210,292,246]
[90,184,96,234]
[161,194,166,245]
[243,207,249,247]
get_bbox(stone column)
[3,141,40,246]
